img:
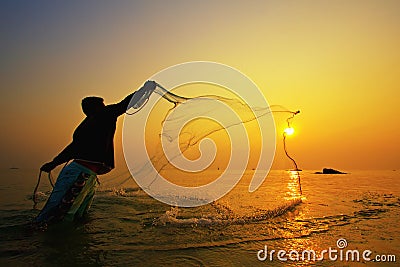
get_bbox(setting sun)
[284,127,295,136]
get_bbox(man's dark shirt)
[52,92,135,174]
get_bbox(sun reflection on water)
[285,170,305,201]
[278,171,324,266]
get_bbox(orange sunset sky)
[0,1,399,171]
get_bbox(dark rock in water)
[315,168,346,174]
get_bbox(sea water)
[0,169,399,266]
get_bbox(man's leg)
[35,163,82,223]
[64,173,98,221]
[74,191,95,219]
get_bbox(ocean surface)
[0,169,399,266]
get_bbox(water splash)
[152,199,303,227]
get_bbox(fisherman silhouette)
[35,80,156,226]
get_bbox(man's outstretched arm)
[107,80,156,116]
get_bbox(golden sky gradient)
[0,1,399,170]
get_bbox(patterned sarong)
[35,162,98,225]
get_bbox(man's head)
[81,96,105,116]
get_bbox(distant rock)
[315,168,346,174]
